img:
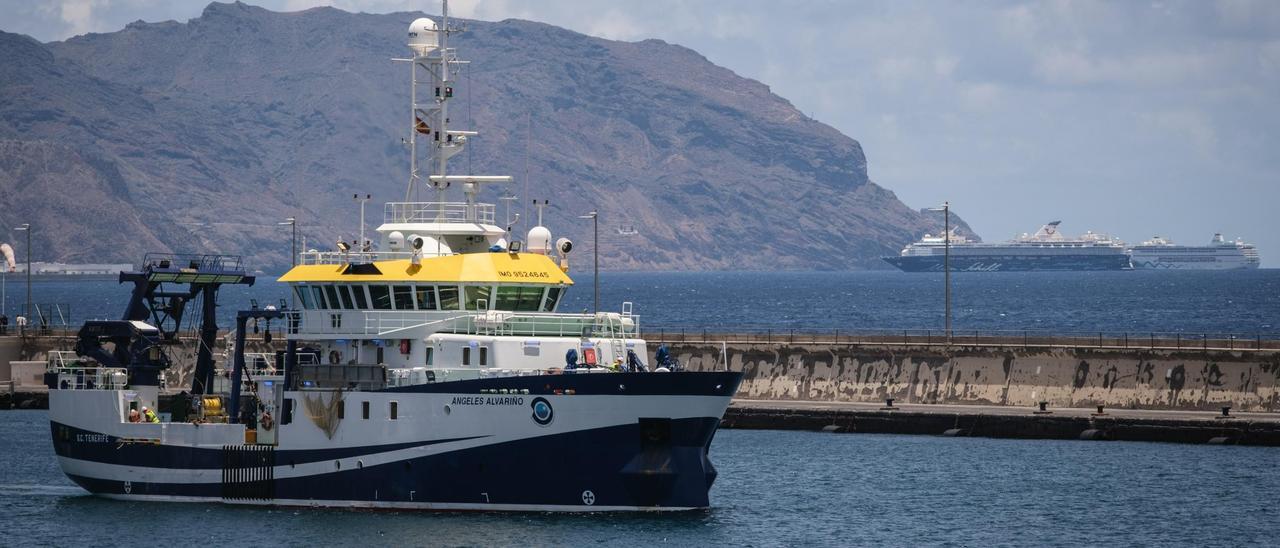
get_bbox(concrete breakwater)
[654,335,1280,412]
[722,401,1280,446]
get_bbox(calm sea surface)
[7,269,1279,335]
[1,410,1277,546]
[4,271,1279,545]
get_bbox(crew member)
[128,408,141,423]
[142,406,159,423]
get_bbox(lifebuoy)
[260,412,274,431]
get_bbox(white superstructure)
[1129,233,1261,270]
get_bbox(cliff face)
[0,2,972,271]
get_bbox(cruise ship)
[1129,234,1261,270]
[44,4,740,512]
[884,221,1130,272]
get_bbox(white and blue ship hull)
[50,372,741,511]
[883,254,1131,272]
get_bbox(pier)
[652,328,1280,444]
[5,328,1280,445]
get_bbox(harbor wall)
[658,342,1280,412]
[7,333,1280,413]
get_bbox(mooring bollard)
[1092,404,1106,416]
[1215,406,1233,420]
[881,398,897,411]
[1034,401,1052,414]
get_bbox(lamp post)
[926,203,951,344]
[578,210,598,315]
[279,217,297,308]
[14,224,30,323]
[354,194,372,252]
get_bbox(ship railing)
[384,202,496,225]
[439,311,641,338]
[642,326,1280,352]
[46,351,128,390]
[285,310,640,339]
[214,352,280,377]
[140,253,243,273]
[299,250,420,265]
[385,365,619,388]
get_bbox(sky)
[4,0,1280,265]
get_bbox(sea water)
[7,269,1280,335]
[3,270,1278,545]
[0,410,1276,546]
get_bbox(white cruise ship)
[884,221,1130,272]
[1129,234,1261,270]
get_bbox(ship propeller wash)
[45,2,741,511]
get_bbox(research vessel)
[1129,233,1261,270]
[883,221,1130,272]
[45,4,740,511]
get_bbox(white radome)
[527,226,552,254]
[387,231,405,250]
[407,17,439,55]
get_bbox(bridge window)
[415,286,437,310]
[393,286,415,310]
[438,286,460,310]
[295,285,313,309]
[311,286,328,309]
[464,286,491,310]
[351,285,369,309]
[494,286,544,311]
[369,285,392,310]
[324,286,343,311]
[542,287,563,312]
[338,286,355,309]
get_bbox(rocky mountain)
[0,2,973,272]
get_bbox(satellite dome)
[387,231,405,250]
[527,226,552,254]
[407,18,439,55]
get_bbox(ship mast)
[402,1,507,224]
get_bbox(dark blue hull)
[883,254,1131,272]
[50,371,743,511]
[56,418,723,510]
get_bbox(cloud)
[1033,49,1213,88]
[58,0,98,36]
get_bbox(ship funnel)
[407,18,439,55]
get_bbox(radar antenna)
[397,0,510,223]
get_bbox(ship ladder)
[221,444,275,501]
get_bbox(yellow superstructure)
[277,252,573,285]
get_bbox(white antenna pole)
[437,0,450,184]
[407,51,417,203]
[524,112,531,227]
